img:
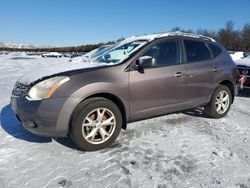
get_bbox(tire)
[70,97,122,151]
[204,85,232,118]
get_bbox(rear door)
[129,39,187,120]
[182,39,215,107]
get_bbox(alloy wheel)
[81,108,116,144]
[215,90,230,114]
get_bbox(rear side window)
[184,40,211,62]
[209,43,222,57]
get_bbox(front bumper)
[10,96,69,137]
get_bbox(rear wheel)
[204,85,232,118]
[70,98,122,151]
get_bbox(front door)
[129,39,187,121]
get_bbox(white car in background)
[229,51,245,61]
[69,45,111,63]
[41,52,63,58]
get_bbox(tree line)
[0,42,114,53]
[172,20,250,52]
[1,20,250,52]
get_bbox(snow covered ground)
[1,53,250,188]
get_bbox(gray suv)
[10,32,240,151]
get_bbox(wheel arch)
[69,93,127,131]
[218,80,235,103]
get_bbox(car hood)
[236,58,250,67]
[18,61,104,85]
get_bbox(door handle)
[174,72,183,77]
[213,67,219,72]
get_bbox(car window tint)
[142,40,179,67]
[184,40,211,62]
[209,43,222,57]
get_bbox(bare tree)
[217,20,241,51]
[241,24,250,51]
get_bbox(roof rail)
[156,31,216,42]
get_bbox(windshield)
[92,40,148,64]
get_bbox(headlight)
[27,76,70,100]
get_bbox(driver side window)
[142,39,180,68]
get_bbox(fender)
[55,82,129,136]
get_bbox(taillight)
[238,73,247,89]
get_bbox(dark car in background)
[11,32,240,151]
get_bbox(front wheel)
[70,98,122,151]
[204,85,232,118]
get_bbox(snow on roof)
[117,34,159,44]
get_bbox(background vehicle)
[11,32,240,151]
[84,45,111,60]
[229,51,245,61]
[244,52,250,57]
[41,52,63,58]
[69,45,111,63]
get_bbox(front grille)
[12,82,30,96]
[237,66,250,76]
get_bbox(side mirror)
[135,56,155,70]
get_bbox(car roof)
[126,31,216,43]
